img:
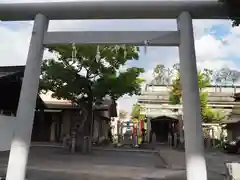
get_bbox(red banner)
[133,123,137,136]
[139,120,144,135]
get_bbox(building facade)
[138,84,240,143]
[222,93,240,141]
[0,66,117,151]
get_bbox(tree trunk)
[82,96,93,153]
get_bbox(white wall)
[0,115,15,151]
[110,117,118,136]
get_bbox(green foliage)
[215,135,226,149]
[200,92,217,122]
[40,45,145,135]
[40,45,144,104]
[198,71,211,89]
[213,110,226,121]
[169,72,181,104]
[169,67,212,105]
[229,69,240,85]
[200,92,209,118]
[212,67,240,86]
[220,0,240,26]
[153,64,166,76]
[152,64,178,85]
[131,104,144,120]
[168,64,225,122]
[97,67,145,100]
[153,64,166,84]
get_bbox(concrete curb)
[30,143,63,148]
[92,147,158,154]
[1,166,171,180]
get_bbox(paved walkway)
[1,146,236,180]
[0,147,173,180]
[157,147,185,170]
[157,146,240,179]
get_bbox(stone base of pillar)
[1,173,28,180]
[0,176,28,180]
[82,136,92,153]
[178,142,185,150]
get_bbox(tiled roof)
[0,65,25,79]
[0,72,17,78]
[0,65,25,72]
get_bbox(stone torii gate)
[0,1,228,180]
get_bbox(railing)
[140,103,182,109]
[138,95,169,100]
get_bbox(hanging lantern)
[123,45,127,58]
[144,40,149,54]
[115,45,120,54]
[71,43,77,61]
[96,45,101,61]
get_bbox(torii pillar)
[6,14,49,180]
[178,12,207,180]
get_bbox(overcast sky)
[1,0,240,115]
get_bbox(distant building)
[138,84,240,143]
[0,65,117,150]
[222,92,240,141]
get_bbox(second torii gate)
[0,1,229,180]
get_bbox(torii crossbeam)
[0,0,228,20]
[0,1,229,180]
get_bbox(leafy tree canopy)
[40,45,144,103]
[220,0,240,26]
[168,64,225,122]
[169,72,181,104]
[152,64,166,85]
[40,45,145,134]
[131,104,145,120]
[152,63,179,85]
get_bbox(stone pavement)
[0,146,235,180]
[0,147,183,180]
[157,145,240,179]
[156,146,185,170]
[0,165,184,180]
